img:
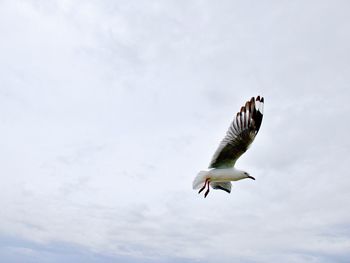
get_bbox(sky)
[1,0,350,262]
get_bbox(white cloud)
[0,0,350,262]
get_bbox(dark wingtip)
[261,97,264,103]
[256,95,261,101]
[215,185,231,193]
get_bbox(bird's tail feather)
[192,171,209,189]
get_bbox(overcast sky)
[1,1,350,262]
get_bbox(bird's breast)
[208,168,238,181]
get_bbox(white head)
[236,169,255,181]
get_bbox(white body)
[192,167,247,190]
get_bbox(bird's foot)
[204,187,210,198]
[198,178,210,198]
[198,178,209,194]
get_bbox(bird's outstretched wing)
[209,96,264,169]
[210,182,232,193]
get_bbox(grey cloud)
[1,0,350,262]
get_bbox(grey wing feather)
[209,96,264,169]
[210,182,232,193]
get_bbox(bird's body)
[194,168,248,185]
[193,96,264,198]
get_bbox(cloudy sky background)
[1,0,350,262]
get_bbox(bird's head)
[243,171,255,180]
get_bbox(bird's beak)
[247,175,255,180]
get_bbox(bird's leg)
[198,178,209,194]
[204,180,210,198]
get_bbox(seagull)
[193,96,264,198]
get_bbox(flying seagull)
[193,96,264,198]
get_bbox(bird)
[192,96,264,198]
